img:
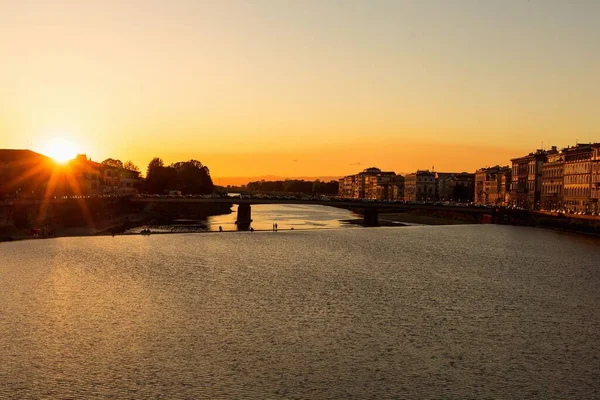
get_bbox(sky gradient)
[1,0,599,179]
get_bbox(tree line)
[143,157,214,195]
[101,157,214,195]
[245,179,338,195]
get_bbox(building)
[475,166,511,205]
[511,156,528,208]
[562,144,596,212]
[391,175,405,200]
[363,171,380,200]
[592,145,600,214]
[67,155,103,196]
[67,154,140,196]
[338,167,403,200]
[68,155,139,196]
[0,149,140,199]
[0,149,56,199]
[404,170,436,201]
[338,175,356,199]
[511,150,546,210]
[356,167,382,199]
[436,172,475,202]
[365,171,397,200]
[338,168,379,199]
[540,147,564,211]
[435,173,454,201]
[101,163,140,195]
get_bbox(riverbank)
[0,210,464,243]
[343,211,469,227]
[378,212,468,226]
[342,218,409,227]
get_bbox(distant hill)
[213,175,342,187]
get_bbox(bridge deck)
[129,197,492,213]
[0,196,494,214]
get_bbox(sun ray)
[3,161,54,193]
[63,167,96,229]
[36,165,62,225]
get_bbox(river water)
[131,204,360,233]
[1,209,600,398]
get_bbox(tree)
[144,157,167,193]
[101,158,123,169]
[171,159,214,194]
[142,157,213,194]
[146,157,164,177]
[123,160,140,172]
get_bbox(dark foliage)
[143,158,214,194]
[123,160,140,172]
[102,158,124,169]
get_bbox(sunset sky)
[1,0,598,180]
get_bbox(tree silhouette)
[123,160,140,172]
[143,157,213,194]
[146,157,164,176]
[170,160,214,194]
[102,158,123,169]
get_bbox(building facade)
[67,155,102,196]
[563,144,594,212]
[69,154,140,196]
[511,150,546,210]
[391,175,405,200]
[338,175,356,199]
[338,167,403,200]
[436,172,475,202]
[475,166,511,205]
[540,147,564,211]
[511,156,529,208]
[435,173,454,201]
[102,165,140,195]
[404,170,436,202]
[592,145,600,214]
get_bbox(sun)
[42,138,79,163]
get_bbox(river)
[1,207,599,398]
[130,204,362,233]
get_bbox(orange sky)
[1,1,598,178]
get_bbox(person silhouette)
[219,226,223,232]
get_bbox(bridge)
[0,196,501,230]
[3,196,597,235]
[129,197,498,227]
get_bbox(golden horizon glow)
[1,1,599,177]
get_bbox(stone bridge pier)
[363,208,379,226]
[235,204,253,230]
